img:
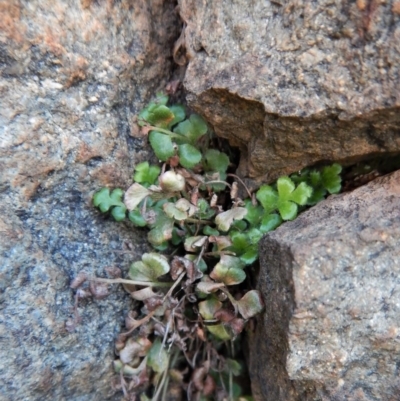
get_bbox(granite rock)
[250,170,400,401]
[0,0,180,400]
[179,0,400,183]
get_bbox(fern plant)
[74,93,343,401]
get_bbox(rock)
[179,0,400,183]
[0,1,180,399]
[249,170,400,401]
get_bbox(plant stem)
[205,180,232,188]
[203,251,236,257]
[186,217,213,225]
[220,288,238,316]
[90,277,172,288]
[147,125,188,140]
[152,355,170,401]
[227,173,253,199]
[162,272,186,302]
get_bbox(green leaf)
[185,254,208,273]
[229,232,251,255]
[230,219,248,231]
[147,339,169,373]
[215,207,247,232]
[137,94,169,127]
[168,105,186,128]
[197,199,216,220]
[278,200,298,220]
[259,213,282,233]
[143,105,175,128]
[256,185,279,213]
[210,255,246,286]
[203,226,220,236]
[111,206,126,221]
[202,171,228,192]
[147,213,174,246]
[128,209,147,227]
[198,295,233,338]
[207,324,232,341]
[171,227,185,245]
[229,231,259,264]
[322,163,342,194]
[173,114,208,144]
[289,182,313,205]
[256,177,313,221]
[277,176,295,199]
[203,149,230,173]
[124,183,151,211]
[225,359,242,376]
[240,247,258,265]
[247,228,263,244]
[129,252,170,282]
[93,188,125,212]
[152,242,169,252]
[236,290,264,319]
[149,131,175,161]
[178,143,202,169]
[133,161,160,187]
[198,296,222,320]
[243,199,264,227]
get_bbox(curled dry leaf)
[184,236,208,253]
[196,280,225,294]
[175,198,198,217]
[170,256,187,280]
[215,207,247,232]
[209,235,232,251]
[209,255,246,286]
[228,318,245,335]
[104,266,122,278]
[230,181,239,200]
[125,311,139,330]
[236,290,264,319]
[203,374,216,396]
[124,183,151,211]
[214,308,235,323]
[89,281,110,299]
[120,337,151,364]
[76,288,92,299]
[143,296,164,312]
[192,366,208,391]
[70,272,88,289]
[130,287,159,301]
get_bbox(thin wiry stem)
[227,173,253,199]
[90,277,172,288]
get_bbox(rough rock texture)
[0,1,180,400]
[179,0,400,183]
[250,170,400,401]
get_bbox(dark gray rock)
[179,0,400,183]
[0,1,180,399]
[249,170,400,401]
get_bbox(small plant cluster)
[73,93,342,401]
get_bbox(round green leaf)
[259,213,282,233]
[178,143,202,169]
[278,201,298,221]
[149,131,175,161]
[147,339,169,373]
[256,185,279,212]
[128,209,147,227]
[111,206,126,221]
